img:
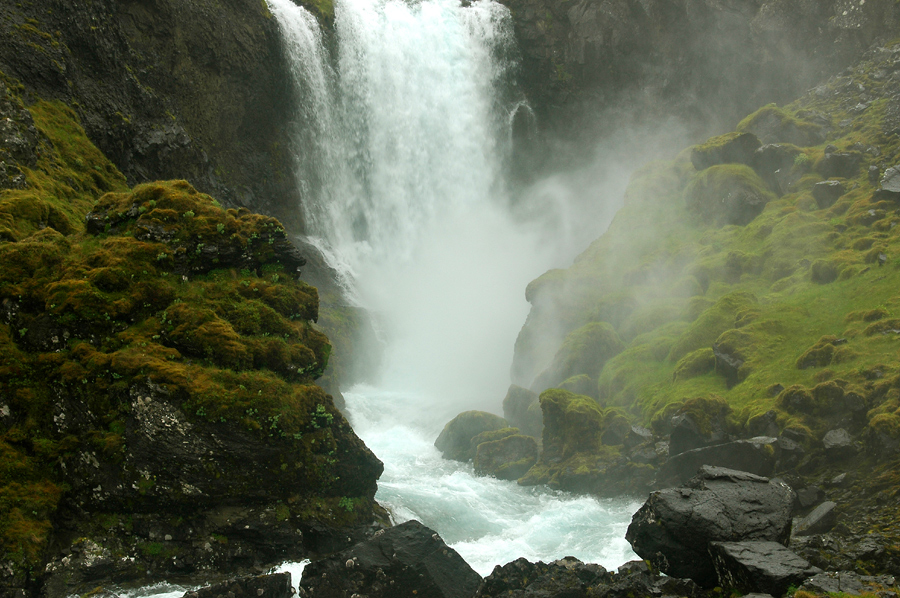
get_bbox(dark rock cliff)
[501,0,900,171]
[0,0,304,229]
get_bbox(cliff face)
[0,0,305,229]
[502,0,900,169]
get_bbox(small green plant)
[216,223,225,234]
[182,210,195,218]
[338,497,355,512]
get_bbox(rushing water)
[266,0,640,583]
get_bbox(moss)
[736,104,824,146]
[673,347,716,381]
[667,292,757,362]
[796,336,841,369]
[684,164,776,227]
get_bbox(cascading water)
[267,0,640,578]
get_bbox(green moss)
[683,164,776,226]
[673,347,716,381]
[667,292,757,362]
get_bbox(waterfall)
[265,0,639,577]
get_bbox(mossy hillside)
[0,94,379,584]
[513,42,900,445]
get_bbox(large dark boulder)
[184,573,293,598]
[656,437,777,487]
[626,466,794,586]
[435,411,509,462]
[298,521,482,598]
[793,501,838,536]
[709,540,822,596]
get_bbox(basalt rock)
[793,501,838,536]
[813,180,846,208]
[502,384,542,438]
[626,466,794,586]
[709,540,822,596]
[691,132,761,171]
[474,433,539,481]
[298,521,482,598]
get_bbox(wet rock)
[685,165,774,227]
[298,520,481,598]
[817,151,862,179]
[752,143,801,193]
[435,411,509,462]
[477,557,610,597]
[501,385,542,438]
[879,165,900,198]
[713,342,745,388]
[626,466,794,586]
[184,573,292,598]
[800,571,898,595]
[473,433,538,481]
[656,437,778,487]
[691,132,761,171]
[668,406,730,457]
[709,540,822,596]
[793,501,837,536]
[624,425,654,450]
[747,410,779,438]
[822,428,855,459]
[812,180,846,208]
[795,486,824,510]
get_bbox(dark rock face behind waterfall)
[0,0,304,229]
[499,0,900,172]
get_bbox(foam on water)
[341,385,640,576]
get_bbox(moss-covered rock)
[684,164,776,227]
[434,411,509,462]
[690,132,761,171]
[0,92,382,596]
[531,322,624,392]
[473,433,539,481]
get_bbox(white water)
[267,0,641,582]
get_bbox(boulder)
[476,556,702,598]
[626,466,794,586]
[184,574,293,598]
[709,541,822,596]
[298,520,481,598]
[435,411,509,462]
[713,342,745,387]
[812,180,845,208]
[747,410,779,438]
[691,132,762,171]
[656,437,778,487]
[473,433,538,481]
[793,501,837,536]
[668,399,731,456]
[624,425,654,450]
[817,151,862,179]
[879,165,900,198]
[822,428,855,459]
[684,164,775,227]
[502,385,541,438]
[795,486,824,510]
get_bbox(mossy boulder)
[737,104,824,147]
[474,434,539,481]
[434,411,509,462]
[690,132,761,171]
[684,164,776,227]
[673,347,716,381]
[517,389,653,496]
[531,322,624,393]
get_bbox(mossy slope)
[512,42,900,499]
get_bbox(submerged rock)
[183,573,293,598]
[298,520,481,598]
[626,466,794,586]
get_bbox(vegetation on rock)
[0,78,381,595]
